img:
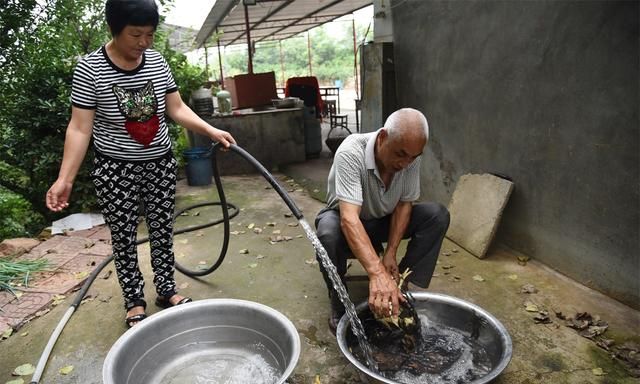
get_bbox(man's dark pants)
[314,202,450,312]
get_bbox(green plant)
[0,0,207,240]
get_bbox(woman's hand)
[46,179,73,212]
[209,127,236,148]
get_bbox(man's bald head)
[383,108,429,144]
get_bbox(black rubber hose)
[30,142,305,383]
[223,143,304,220]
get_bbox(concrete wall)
[391,0,639,308]
[195,108,306,175]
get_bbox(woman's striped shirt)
[71,46,178,160]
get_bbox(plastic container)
[216,90,232,115]
[191,87,214,117]
[183,147,212,186]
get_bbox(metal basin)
[103,299,300,384]
[337,292,512,384]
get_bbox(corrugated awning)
[195,0,372,48]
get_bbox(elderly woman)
[46,0,235,328]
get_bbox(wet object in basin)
[338,292,512,384]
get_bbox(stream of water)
[299,219,379,371]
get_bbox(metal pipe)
[216,28,225,89]
[352,18,359,99]
[307,31,312,76]
[279,40,285,87]
[244,3,254,74]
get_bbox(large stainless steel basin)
[103,299,300,384]
[337,292,512,384]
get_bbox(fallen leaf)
[2,328,13,339]
[287,222,299,227]
[442,251,451,256]
[12,363,35,376]
[520,284,538,294]
[198,261,207,265]
[239,249,249,254]
[283,236,293,241]
[313,189,319,193]
[177,239,188,244]
[248,263,258,268]
[284,213,293,218]
[472,275,485,282]
[253,227,263,234]
[592,367,606,376]
[230,231,241,235]
[101,270,113,279]
[192,211,200,216]
[296,235,303,238]
[266,222,276,227]
[272,230,281,235]
[20,332,28,337]
[305,259,318,265]
[14,291,23,299]
[534,311,552,324]
[517,255,530,265]
[52,294,66,306]
[247,223,255,229]
[524,302,539,312]
[452,248,459,253]
[74,271,89,280]
[256,254,265,259]
[314,375,321,384]
[59,365,74,375]
[5,379,24,384]
[441,264,455,270]
[508,274,518,280]
[449,275,461,282]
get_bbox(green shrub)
[0,187,44,241]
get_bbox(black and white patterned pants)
[92,151,178,310]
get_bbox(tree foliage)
[221,21,370,87]
[0,0,206,240]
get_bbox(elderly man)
[315,108,450,334]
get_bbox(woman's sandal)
[125,299,147,329]
[155,295,192,308]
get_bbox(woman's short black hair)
[105,0,159,36]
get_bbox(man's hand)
[368,267,405,319]
[382,252,400,282]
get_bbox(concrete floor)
[0,156,638,383]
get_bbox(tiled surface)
[0,226,112,331]
[1,292,54,327]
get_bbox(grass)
[0,258,49,296]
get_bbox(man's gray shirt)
[326,129,421,220]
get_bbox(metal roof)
[195,0,372,48]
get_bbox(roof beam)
[255,0,346,43]
[226,0,295,46]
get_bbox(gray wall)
[391,0,639,308]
